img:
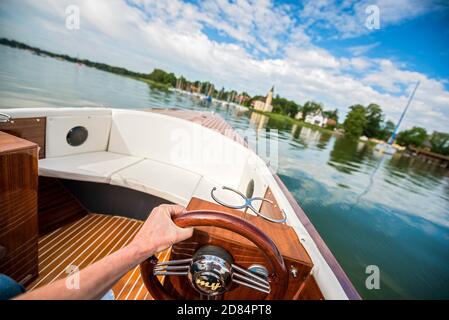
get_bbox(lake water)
[1,45,448,299]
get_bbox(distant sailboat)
[375,81,420,155]
[205,84,214,102]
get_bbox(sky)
[0,0,448,132]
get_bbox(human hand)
[129,204,193,259]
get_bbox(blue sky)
[316,7,449,84]
[0,0,448,132]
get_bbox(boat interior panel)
[59,179,173,221]
[38,177,88,236]
[0,132,39,286]
[0,107,361,300]
[45,114,111,158]
[0,117,46,159]
[108,109,250,187]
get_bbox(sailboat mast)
[388,81,420,145]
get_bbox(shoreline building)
[252,86,274,112]
[305,110,328,127]
[295,110,329,128]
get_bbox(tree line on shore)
[343,104,448,155]
[1,38,447,155]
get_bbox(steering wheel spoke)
[153,258,192,276]
[231,264,271,294]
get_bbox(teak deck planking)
[27,214,171,300]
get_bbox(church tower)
[265,85,274,112]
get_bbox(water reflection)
[328,137,372,174]
[291,126,332,150]
[249,112,269,130]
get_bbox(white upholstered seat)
[35,108,255,206]
[39,151,143,184]
[110,159,202,206]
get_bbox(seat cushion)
[108,110,249,187]
[110,159,202,206]
[39,151,143,184]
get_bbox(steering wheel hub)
[189,245,233,296]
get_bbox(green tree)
[396,127,428,148]
[272,97,299,117]
[324,109,339,123]
[177,75,187,89]
[343,105,367,138]
[147,69,176,86]
[239,92,251,106]
[164,72,177,86]
[301,101,323,120]
[200,81,213,95]
[429,131,449,155]
[378,120,395,141]
[364,103,384,138]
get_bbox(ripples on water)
[1,45,448,299]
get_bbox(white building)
[304,111,328,127]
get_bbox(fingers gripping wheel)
[140,211,288,300]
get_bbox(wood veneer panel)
[187,197,312,265]
[259,187,290,222]
[38,177,88,236]
[296,275,324,300]
[0,117,46,159]
[0,132,39,285]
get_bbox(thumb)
[176,226,194,242]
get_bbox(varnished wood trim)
[0,117,46,159]
[38,177,88,235]
[0,132,39,286]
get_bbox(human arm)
[15,204,193,300]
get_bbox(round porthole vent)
[66,126,88,147]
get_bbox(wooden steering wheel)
[140,210,288,300]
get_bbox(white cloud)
[0,0,448,132]
[347,42,380,56]
[299,0,442,39]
